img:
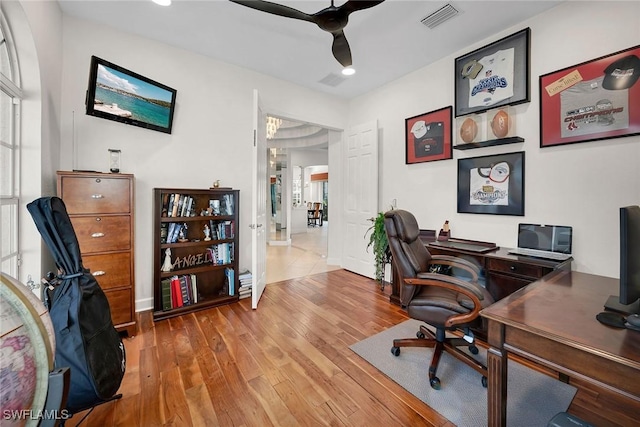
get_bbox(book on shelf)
[221,194,234,215]
[161,278,172,310]
[170,276,183,308]
[190,274,198,304]
[160,223,169,244]
[225,267,235,296]
[180,275,191,306]
[171,193,180,217]
[167,194,175,217]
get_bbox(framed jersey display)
[405,106,453,164]
[454,28,530,117]
[457,151,525,216]
[539,45,640,148]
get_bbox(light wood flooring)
[66,270,455,426]
[266,222,340,284]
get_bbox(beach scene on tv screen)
[94,64,173,128]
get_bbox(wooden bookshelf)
[152,188,240,321]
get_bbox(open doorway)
[264,117,339,283]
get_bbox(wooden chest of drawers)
[57,171,136,335]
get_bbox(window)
[0,12,22,278]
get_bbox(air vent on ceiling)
[318,73,346,87]
[421,4,459,29]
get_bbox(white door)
[251,90,267,309]
[342,120,378,278]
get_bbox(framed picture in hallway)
[539,44,640,147]
[457,151,525,216]
[405,106,453,164]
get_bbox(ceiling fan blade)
[331,31,352,68]
[341,0,386,14]
[228,0,314,24]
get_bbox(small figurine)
[212,180,220,188]
[438,220,450,241]
[178,223,188,242]
[161,248,173,272]
[204,224,211,241]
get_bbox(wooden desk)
[389,235,572,306]
[481,270,640,426]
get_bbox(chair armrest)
[429,255,480,282]
[408,273,484,327]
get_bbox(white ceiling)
[58,0,563,100]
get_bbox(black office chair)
[384,209,493,389]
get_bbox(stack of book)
[238,270,252,299]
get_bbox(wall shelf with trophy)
[454,106,524,150]
[152,187,240,321]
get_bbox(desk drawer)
[60,176,130,214]
[71,216,130,253]
[487,272,532,301]
[83,252,131,290]
[487,258,543,280]
[104,288,132,326]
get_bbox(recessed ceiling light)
[342,67,356,76]
[152,0,172,6]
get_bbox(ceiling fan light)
[341,67,356,76]
[152,0,172,6]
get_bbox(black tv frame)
[85,56,177,134]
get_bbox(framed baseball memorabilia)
[405,106,453,164]
[457,151,525,216]
[539,45,640,148]
[454,28,530,117]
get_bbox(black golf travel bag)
[27,196,125,413]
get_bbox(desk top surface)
[481,270,640,366]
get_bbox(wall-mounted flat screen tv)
[85,56,177,134]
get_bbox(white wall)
[349,1,640,279]
[59,15,348,311]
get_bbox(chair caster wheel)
[416,331,426,339]
[430,377,441,390]
[482,376,488,388]
[391,346,400,357]
[469,344,479,355]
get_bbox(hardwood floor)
[66,269,639,426]
[66,270,454,427]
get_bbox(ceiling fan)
[229,0,385,68]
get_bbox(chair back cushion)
[384,210,433,306]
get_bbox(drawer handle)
[92,271,106,276]
[510,266,516,271]
[91,232,105,238]
[91,194,104,199]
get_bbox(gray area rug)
[350,319,577,427]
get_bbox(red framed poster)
[539,45,640,147]
[405,106,453,164]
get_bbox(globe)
[0,273,55,427]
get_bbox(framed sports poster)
[457,151,525,216]
[539,45,640,148]
[405,106,453,164]
[454,28,530,117]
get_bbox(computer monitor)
[604,205,640,315]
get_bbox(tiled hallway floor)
[266,222,341,284]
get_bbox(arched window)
[0,10,23,278]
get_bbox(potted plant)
[365,212,392,290]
